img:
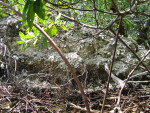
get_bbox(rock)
[0,16,21,39]
[0,16,149,88]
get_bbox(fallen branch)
[127,81,149,83]
[69,102,100,113]
[128,71,148,80]
[104,64,124,87]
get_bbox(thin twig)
[69,102,100,113]
[127,81,149,83]
[128,71,148,80]
[46,5,104,29]
[92,0,99,28]
[116,49,150,107]
[96,16,119,36]
[119,59,145,70]
[110,0,120,14]
[101,16,123,113]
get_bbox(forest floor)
[0,81,149,113]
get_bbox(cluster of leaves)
[0,0,14,18]
[62,1,148,30]
[13,0,71,50]
[0,0,26,18]
[17,18,69,50]
[50,0,150,47]
[0,9,10,18]
[1,0,150,49]
[22,0,45,30]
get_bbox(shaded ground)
[0,81,149,113]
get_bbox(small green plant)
[17,14,71,50]
[14,0,73,50]
[16,27,39,50]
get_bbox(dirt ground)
[0,81,149,113]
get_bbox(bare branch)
[69,102,100,113]
[101,16,123,113]
[116,49,150,107]
[92,0,99,27]
[46,5,104,29]
[110,0,120,14]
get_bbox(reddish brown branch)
[101,16,123,113]
[0,1,90,113]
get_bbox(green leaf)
[0,10,5,14]
[33,27,38,36]
[59,0,64,3]
[16,41,25,44]
[19,0,24,3]
[68,0,73,3]
[27,1,35,30]
[124,18,134,27]
[39,18,47,26]
[27,32,35,38]
[22,0,31,25]
[33,0,45,20]
[19,32,25,40]
[2,14,9,17]
[44,25,58,38]
[67,22,72,28]
[44,27,51,37]
[33,39,38,47]
[43,37,48,48]
[50,25,57,37]
[9,10,13,15]
[21,43,27,50]
[60,26,68,31]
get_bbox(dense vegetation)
[0,0,150,112]
[1,0,150,49]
